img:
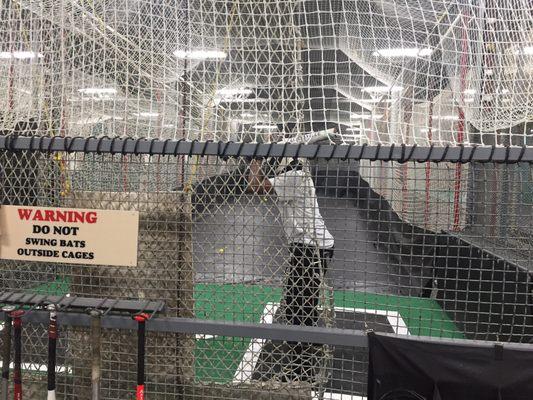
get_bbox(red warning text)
[17,208,98,224]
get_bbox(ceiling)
[3,0,532,139]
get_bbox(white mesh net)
[1,3,533,397]
[1,0,531,235]
[0,0,531,146]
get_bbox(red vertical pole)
[134,313,149,400]
[7,1,14,115]
[453,109,465,231]
[401,164,408,220]
[122,157,129,192]
[401,100,413,221]
[8,63,14,112]
[1,306,15,400]
[424,102,434,228]
[453,14,469,231]
[47,305,58,400]
[11,310,24,400]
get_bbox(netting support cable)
[0,135,531,163]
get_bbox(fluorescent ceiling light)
[515,46,533,55]
[500,88,510,94]
[484,69,494,76]
[463,89,476,95]
[232,98,268,103]
[174,49,227,60]
[363,86,403,93]
[78,88,117,95]
[217,97,268,105]
[216,88,253,97]
[372,48,432,57]
[437,115,459,121]
[0,51,43,59]
[351,113,383,120]
[252,124,278,130]
[72,115,114,125]
[358,98,393,104]
[240,112,268,119]
[133,112,159,118]
[418,48,433,57]
[464,98,475,103]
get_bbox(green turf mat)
[194,284,464,383]
[194,283,463,338]
[30,277,70,296]
[195,283,282,323]
[26,280,464,383]
[31,280,463,339]
[194,284,283,383]
[195,337,250,383]
[334,291,464,339]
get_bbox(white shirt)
[269,169,334,249]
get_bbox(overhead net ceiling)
[0,0,531,146]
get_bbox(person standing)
[247,156,334,380]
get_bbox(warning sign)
[0,205,139,267]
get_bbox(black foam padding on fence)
[434,234,533,343]
[368,332,533,400]
[2,136,533,163]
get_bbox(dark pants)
[284,243,334,327]
[282,243,333,379]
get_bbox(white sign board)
[0,205,139,267]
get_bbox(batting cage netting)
[0,0,532,399]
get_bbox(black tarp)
[313,166,437,294]
[434,234,533,343]
[368,332,533,400]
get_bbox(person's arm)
[246,159,273,194]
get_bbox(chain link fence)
[0,139,531,399]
